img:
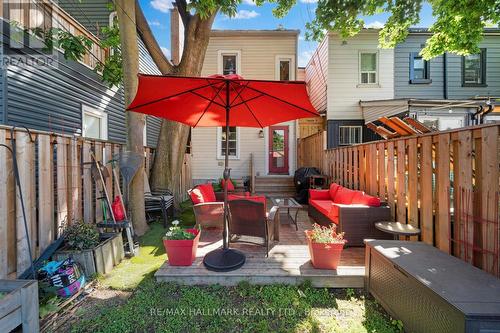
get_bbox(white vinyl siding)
[327,31,394,120]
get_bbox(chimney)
[170,4,184,65]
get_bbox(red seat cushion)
[333,187,357,205]
[197,184,217,203]
[221,179,235,191]
[351,191,381,207]
[227,192,251,201]
[310,200,339,225]
[329,183,341,201]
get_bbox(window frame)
[338,126,362,146]
[82,104,108,140]
[216,126,240,160]
[358,51,379,86]
[462,49,487,87]
[409,52,431,84]
[275,55,296,81]
[217,50,241,75]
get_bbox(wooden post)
[15,132,35,275]
[377,142,386,201]
[386,142,396,220]
[435,133,451,253]
[56,136,69,232]
[396,140,406,229]
[70,138,82,221]
[420,136,433,245]
[94,142,103,222]
[82,141,93,223]
[37,134,54,255]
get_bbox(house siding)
[58,0,111,36]
[327,31,394,120]
[447,35,500,99]
[326,119,380,149]
[191,31,299,180]
[394,34,445,99]
[305,36,328,113]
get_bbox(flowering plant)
[163,220,198,240]
[309,223,346,244]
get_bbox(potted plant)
[53,221,124,276]
[305,223,346,270]
[163,220,200,266]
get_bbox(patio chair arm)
[267,205,279,222]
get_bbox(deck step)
[254,176,296,197]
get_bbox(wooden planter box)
[0,279,39,333]
[53,232,124,277]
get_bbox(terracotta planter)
[163,229,200,266]
[305,230,346,270]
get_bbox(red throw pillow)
[220,179,235,191]
[198,183,217,202]
[189,188,205,204]
[329,183,341,201]
[333,187,357,205]
[246,195,267,211]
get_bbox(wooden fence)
[298,124,500,277]
[0,126,192,278]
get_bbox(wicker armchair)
[228,199,278,257]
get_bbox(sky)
[139,0,436,67]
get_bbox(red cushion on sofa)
[221,179,235,191]
[333,187,357,204]
[309,189,330,202]
[227,193,251,201]
[310,200,331,217]
[329,183,341,201]
[351,191,381,207]
[198,184,216,202]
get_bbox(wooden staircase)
[254,176,296,197]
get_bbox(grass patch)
[70,280,399,333]
[99,201,195,290]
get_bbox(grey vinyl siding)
[446,35,500,99]
[58,0,111,36]
[394,34,445,99]
[4,51,125,141]
[137,38,162,147]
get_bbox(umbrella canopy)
[127,74,318,127]
[128,74,319,272]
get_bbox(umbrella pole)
[203,80,246,271]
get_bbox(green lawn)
[71,201,400,333]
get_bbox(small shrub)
[309,223,345,244]
[64,221,100,250]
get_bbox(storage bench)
[365,240,500,333]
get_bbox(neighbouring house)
[307,28,500,148]
[0,1,162,146]
[170,6,301,184]
[297,66,324,138]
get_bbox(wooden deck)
[155,206,365,287]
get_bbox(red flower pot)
[305,230,346,270]
[163,229,200,266]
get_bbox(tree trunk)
[147,13,217,205]
[116,0,148,235]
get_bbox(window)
[82,105,108,140]
[462,49,486,86]
[217,127,239,159]
[274,55,295,81]
[409,52,431,83]
[359,52,378,84]
[339,126,362,145]
[217,50,241,75]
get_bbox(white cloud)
[148,20,163,27]
[298,50,314,67]
[241,0,257,5]
[300,0,318,3]
[150,0,172,13]
[365,21,385,29]
[298,34,305,41]
[161,47,171,59]
[232,10,260,19]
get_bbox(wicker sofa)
[308,183,391,246]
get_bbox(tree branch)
[135,0,175,74]
[175,0,191,28]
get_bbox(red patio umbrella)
[128,74,319,271]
